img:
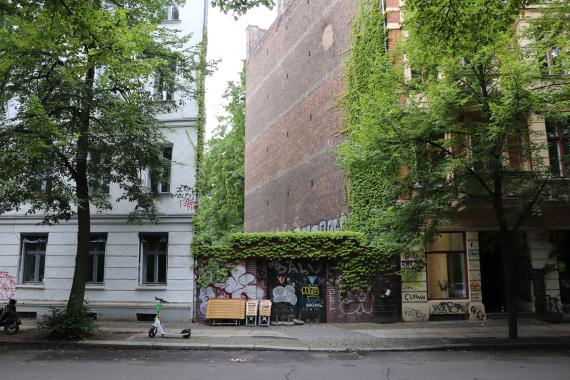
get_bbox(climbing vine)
[194,30,208,236]
[193,232,392,293]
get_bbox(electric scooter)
[148,297,191,339]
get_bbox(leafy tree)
[0,0,202,314]
[211,0,274,15]
[196,65,245,245]
[339,0,570,338]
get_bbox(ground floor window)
[426,232,468,299]
[20,235,48,283]
[87,234,107,284]
[139,234,167,285]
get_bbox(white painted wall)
[0,0,207,322]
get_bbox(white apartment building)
[0,1,207,322]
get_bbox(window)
[21,235,47,283]
[164,4,180,21]
[149,146,172,193]
[155,59,176,101]
[88,151,111,195]
[139,234,167,285]
[426,232,468,299]
[546,119,570,177]
[87,234,106,284]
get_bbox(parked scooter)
[148,297,191,339]
[0,299,21,335]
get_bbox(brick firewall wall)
[245,0,357,232]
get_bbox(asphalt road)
[0,347,569,380]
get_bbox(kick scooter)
[148,296,191,339]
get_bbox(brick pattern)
[245,0,357,232]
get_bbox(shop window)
[426,232,468,299]
[139,234,167,285]
[87,234,106,284]
[20,235,48,283]
[546,118,570,177]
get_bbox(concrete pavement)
[4,318,570,352]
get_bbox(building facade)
[244,0,570,323]
[0,1,207,322]
[244,0,360,233]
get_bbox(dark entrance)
[479,233,506,313]
[554,231,570,307]
[267,260,326,322]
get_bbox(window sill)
[136,285,167,291]
[160,19,181,25]
[86,284,105,290]
[17,284,45,289]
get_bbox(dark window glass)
[21,236,47,283]
[141,234,167,285]
[87,235,106,283]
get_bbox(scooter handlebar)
[155,296,169,303]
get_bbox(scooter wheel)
[181,329,191,339]
[148,327,157,338]
[4,321,19,335]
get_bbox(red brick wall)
[245,0,358,232]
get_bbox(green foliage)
[211,0,274,16]
[39,306,97,340]
[194,30,208,236]
[338,0,570,267]
[194,232,392,292]
[195,258,236,288]
[196,64,245,244]
[0,0,204,313]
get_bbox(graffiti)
[198,265,265,316]
[340,292,374,315]
[470,305,485,320]
[403,292,427,302]
[329,287,338,312]
[300,285,320,297]
[403,307,428,321]
[467,249,480,259]
[471,292,482,302]
[431,301,469,315]
[273,285,298,305]
[292,215,346,233]
[469,281,482,292]
[402,282,426,292]
[401,260,425,272]
[304,297,324,309]
[546,295,562,313]
[171,184,197,211]
[268,261,323,276]
[468,260,480,271]
[0,272,16,300]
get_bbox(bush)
[39,306,97,340]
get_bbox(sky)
[205,3,277,138]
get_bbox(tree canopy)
[0,0,203,314]
[196,65,245,245]
[339,0,570,338]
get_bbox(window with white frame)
[165,4,180,21]
[20,235,48,283]
[87,234,106,284]
[155,58,176,101]
[139,234,167,285]
[547,118,570,178]
[148,146,173,193]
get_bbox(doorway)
[479,233,506,313]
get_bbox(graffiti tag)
[0,272,16,300]
[301,285,320,297]
[431,302,469,315]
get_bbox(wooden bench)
[205,299,246,326]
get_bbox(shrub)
[39,306,97,340]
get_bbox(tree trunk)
[66,62,95,314]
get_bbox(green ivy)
[193,232,392,293]
[194,30,208,236]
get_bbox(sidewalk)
[4,319,570,352]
